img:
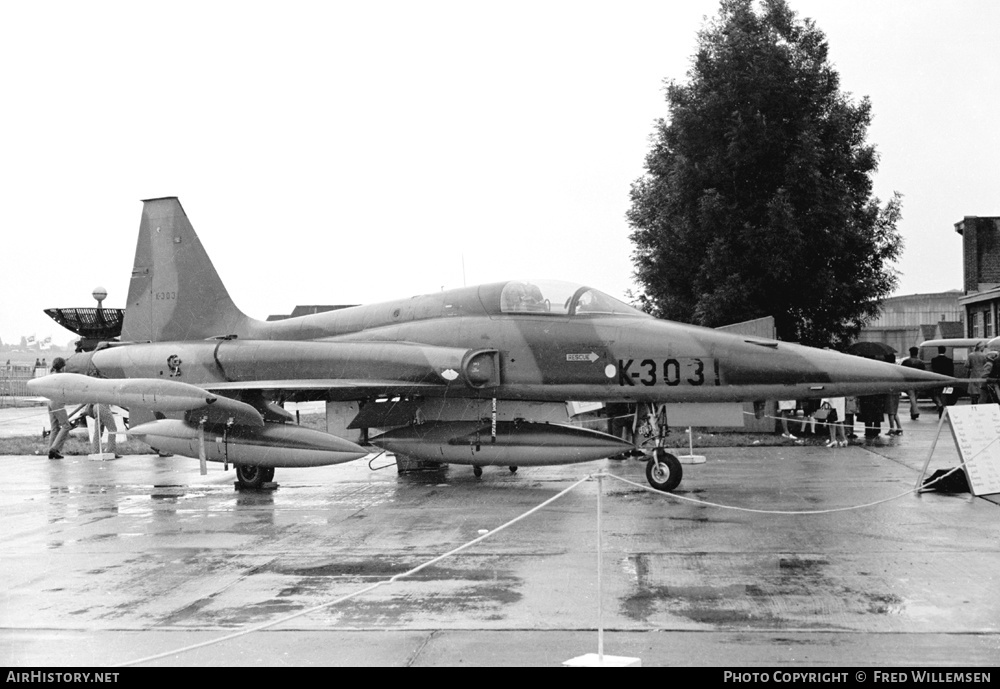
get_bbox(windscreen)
[498,280,648,317]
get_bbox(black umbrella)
[847,341,897,360]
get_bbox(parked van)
[916,338,988,398]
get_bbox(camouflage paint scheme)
[31,198,953,490]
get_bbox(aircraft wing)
[29,372,459,427]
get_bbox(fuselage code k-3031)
[617,357,719,387]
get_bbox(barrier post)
[915,408,949,492]
[597,472,604,662]
[563,473,641,667]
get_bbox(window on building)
[986,310,993,338]
[972,311,982,338]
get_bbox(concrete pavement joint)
[405,629,438,667]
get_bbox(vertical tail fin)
[121,197,252,342]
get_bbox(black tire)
[473,466,483,478]
[236,464,265,489]
[261,467,275,483]
[645,449,682,492]
[509,466,518,474]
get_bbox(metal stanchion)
[563,474,641,667]
[597,472,604,661]
[677,426,706,464]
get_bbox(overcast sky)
[1,0,996,346]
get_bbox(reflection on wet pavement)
[2,437,998,665]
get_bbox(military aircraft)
[29,198,953,491]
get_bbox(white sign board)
[660,403,745,427]
[945,405,1000,496]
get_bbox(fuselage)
[78,279,950,404]
[43,197,958,486]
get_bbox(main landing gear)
[235,464,275,490]
[472,465,518,478]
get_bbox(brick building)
[955,216,1000,338]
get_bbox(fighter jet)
[29,198,952,491]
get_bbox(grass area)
[5,434,153,457]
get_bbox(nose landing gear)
[645,448,682,492]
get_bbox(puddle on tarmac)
[620,553,906,627]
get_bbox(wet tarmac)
[1,402,998,667]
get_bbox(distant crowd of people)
[779,342,1000,445]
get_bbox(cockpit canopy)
[497,280,648,317]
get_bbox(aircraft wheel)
[473,466,483,478]
[645,449,682,492]
[262,467,275,483]
[509,466,518,474]
[236,464,266,489]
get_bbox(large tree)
[628,0,901,348]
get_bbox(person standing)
[884,353,902,435]
[45,358,71,459]
[983,350,1000,404]
[778,400,798,439]
[858,393,885,440]
[885,389,902,435]
[843,396,859,438]
[87,403,121,458]
[900,347,925,420]
[966,342,988,404]
[930,346,954,417]
[822,397,848,447]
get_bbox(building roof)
[936,321,965,339]
[919,324,938,341]
[882,290,962,303]
[266,305,357,321]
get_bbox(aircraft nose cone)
[895,365,955,386]
[829,350,956,390]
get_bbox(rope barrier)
[604,465,970,515]
[87,396,1000,665]
[113,475,594,667]
[737,407,970,436]
[113,421,985,667]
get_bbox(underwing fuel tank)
[370,420,634,467]
[127,419,368,468]
[27,373,216,412]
